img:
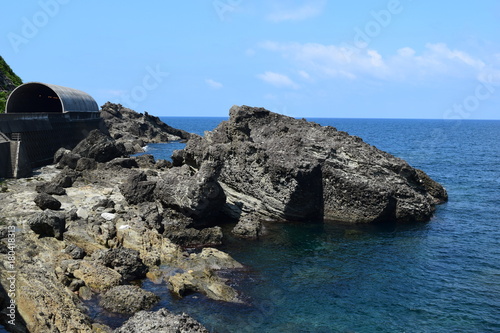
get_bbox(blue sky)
[2,0,500,119]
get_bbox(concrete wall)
[0,142,11,179]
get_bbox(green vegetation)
[0,55,23,113]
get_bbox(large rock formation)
[173,105,448,224]
[100,102,191,153]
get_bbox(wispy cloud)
[205,78,223,89]
[257,71,299,89]
[266,0,326,22]
[260,41,499,83]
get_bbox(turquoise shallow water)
[151,117,500,333]
[3,117,498,333]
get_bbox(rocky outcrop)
[28,211,66,239]
[99,285,159,314]
[73,129,127,163]
[94,248,148,281]
[232,213,263,239]
[100,102,191,154]
[173,105,448,224]
[114,308,209,333]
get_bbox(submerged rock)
[99,285,159,314]
[174,105,448,224]
[114,308,209,333]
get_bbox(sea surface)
[3,118,499,333]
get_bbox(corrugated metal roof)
[6,82,99,113]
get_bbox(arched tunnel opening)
[6,83,63,113]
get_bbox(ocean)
[147,117,500,333]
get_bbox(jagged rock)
[99,285,159,314]
[154,163,226,226]
[56,151,81,170]
[106,157,138,169]
[34,192,62,211]
[89,221,118,248]
[174,105,448,224]
[100,102,191,148]
[167,268,241,303]
[72,129,126,163]
[232,214,263,239]
[165,226,223,248]
[139,202,164,233]
[70,260,122,292]
[64,244,86,259]
[52,168,81,188]
[155,159,172,170]
[133,154,156,168]
[35,181,66,195]
[96,248,148,281]
[76,157,97,171]
[28,211,65,240]
[114,308,209,333]
[119,171,156,205]
[53,147,71,164]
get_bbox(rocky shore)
[0,105,447,332]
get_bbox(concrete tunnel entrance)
[6,83,63,113]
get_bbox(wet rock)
[119,171,156,205]
[97,248,148,281]
[175,105,448,224]
[154,163,226,226]
[72,129,127,163]
[99,285,159,314]
[28,211,66,240]
[114,308,209,333]
[35,181,66,195]
[34,192,62,210]
[167,268,241,303]
[232,214,263,239]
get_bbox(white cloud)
[298,70,311,80]
[257,71,299,89]
[260,41,497,83]
[205,79,223,89]
[267,0,326,22]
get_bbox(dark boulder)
[72,130,126,163]
[64,244,86,259]
[75,157,97,171]
[106,157,138,169]
[133,154,156,168]
[34,192,62,211]
[119,171,156,205]
[28,211,66,240]
[52,168,81,188]
[56,151,81,170]
[97,248,148,281]
[139,202,164,233]
[114,308,209,333]
[35,182,66,196]
[232,214,263,239]
[165,226,223,248]
[174,105,448,224]
[99,285,159,314]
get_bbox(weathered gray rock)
[232,214,263,239]
[106,157,138,169]
[114,308,209,333]
[154,163,226,226]
[76,157,97,171]
[64,244,86,259]
[139,202,164,233]
[73,129,126,163]
[28,211,65,239]
[174,105,448,224]
[119,171,156,205]
[52,168,81,188]
[99,285,159,314]
[165,226,223,248]
[133,154,156,168]
[56,151,81,170]
[34,192,62,211]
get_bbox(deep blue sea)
[3,117,498,333]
